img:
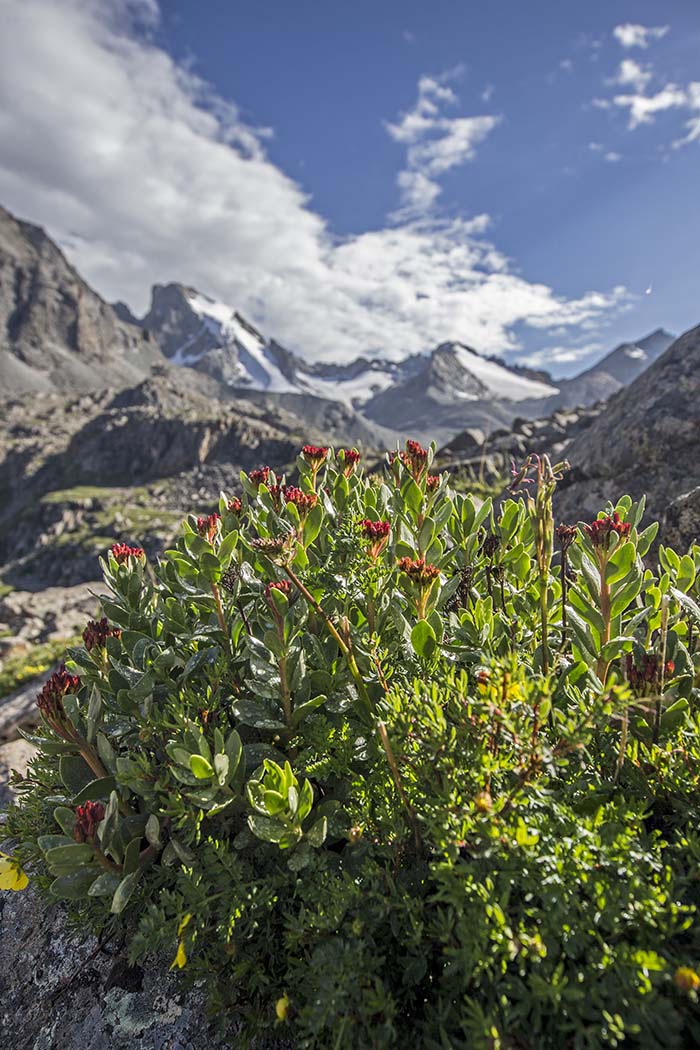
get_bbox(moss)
[0,635,82,699]
[41,485,150,505]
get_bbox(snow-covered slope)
[141,284,559,410]
[448,344,558,401]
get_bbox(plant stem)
[540,579,549,674]
[596,562,611,683]
[653,596,670,745]
[211,582,231,654]
[284,566,374,717]
[377,721,421,852]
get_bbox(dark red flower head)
[583,512,631,550]
[556,524,578,553]
[398,556,440,585]
[73,801,105,843]
[83,618,121,652]
[361,519,391,541]
[338,448,361,476]
[282,485,318,516]
[403,439,429,482]
[426,474,440,492]
[37,664,81,730]
[360,519,391,560]
[249,467,271,487]
[227,497,242,513]
[111,542,145,564]
[196,512,221,543]
[301,445,329,468]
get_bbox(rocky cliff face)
[555,323,700,529]
[439,324,700,545]
[0,206,163,395]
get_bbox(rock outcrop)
[0,206,163,396]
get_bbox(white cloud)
[0,0,629,365]
[559,59,574,73]
[613,23,669,49]
[613,59,652,93]
[519,342,603,369]
[481,84,494,103]
[604,151,622,163]
[612,85,689,129]
[386,72,500,215]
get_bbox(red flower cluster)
[111,542,145,564]
[391,440,429,483]
[82,618,121,652]
[405,439,428,480]
[583,513,631,549]
[361,519,391,541]
[361,519,391,560]
[426,474,440,493]
[398,556,440,584]
[282,485,318,514]
[265,579,291,600]
[73,801,105,843]
[626,652,675,695]
[197,512,221,543]
[302,445,329,466]
[227,497,242,513]
[556,523,578,553]
[339,448,361,475]
[37,664,81,727]
[249,467,271,487]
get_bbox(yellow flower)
[674,966,700,993]
[0,851,28,891]
[275,993,290,1021]
[170,913,192,970]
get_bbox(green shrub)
[7,443,700,1048]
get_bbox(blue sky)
[1,0,699,374]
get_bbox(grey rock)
[0,875,235,1049]
[663,486,700,552]
[0,671,48,741]
[0,738,36,807]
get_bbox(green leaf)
[231,697,287,731]
[145,814,161,847]
[54,805,79,837]
[111,870,141,914]
[306,816,328,847]
[72,776,117,805]
[45,844,96,869]
[96,732,117,774]
[59,755,94,793]
[37,834,73,851]
[190,754,215,779]
[248,812,286,843]
[291,695,326,727]
[50,869,102,900]
[86,686,102,743]
[87,872,122,898]
[411,619,437,660]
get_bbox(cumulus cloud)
[0,0,628,364]
[386,72,500,217]
[613,24,669,49]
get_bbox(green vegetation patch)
[6,444,700,1048]
[0,636,81,700]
